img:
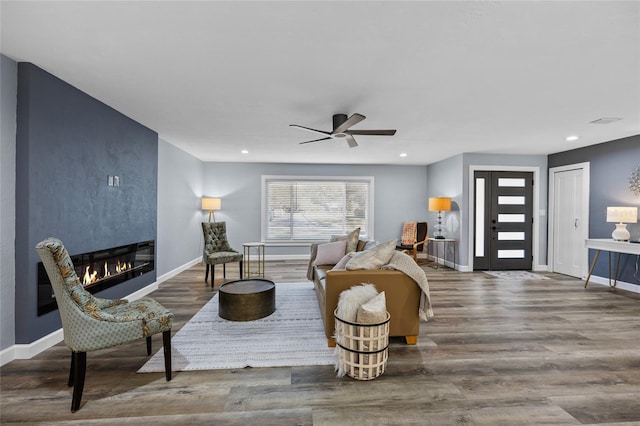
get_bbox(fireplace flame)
[81,259,133,286]
[82,266,98,285]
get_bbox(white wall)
[156,138,205,278]
[1,55,17,351]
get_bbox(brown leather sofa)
[310,252,422,347]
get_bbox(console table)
[584,239,640,288]
[426,238,456,270]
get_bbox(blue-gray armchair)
[202,222,243,287]
[35,237,173,412]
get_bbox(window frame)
[261,175,375,244]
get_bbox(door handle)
[574,219,579,228]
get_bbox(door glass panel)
[475,178,485,257]
[498,214,525,223]
[498,178,525,187]
[498,196,525,205]
[498,249,525,258]
[498,232,525,240]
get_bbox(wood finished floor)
[2,261,640,425]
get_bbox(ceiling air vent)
[589,117,623,124]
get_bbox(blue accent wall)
[549,135,640,286]
[15,63,158,343]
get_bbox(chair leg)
[163,330,172,382]
[239,260,243,279]
[223,263,226,278]
[146,336,152,356]
[204,264,209,283]
[211,266,215,288]
[68,352,75,387]
[70,351,86,412]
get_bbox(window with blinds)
[262,176,373,242]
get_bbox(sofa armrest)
[322,269,421,340]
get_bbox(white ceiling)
[1,1,639,165]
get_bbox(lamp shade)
[201,197,221,211]
[606,206,638,223]
[428,197,452,212]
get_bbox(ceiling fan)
[290,113,396,148]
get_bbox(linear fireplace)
[37,240,155,316]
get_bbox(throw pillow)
[346,239,397,270]
[356,291,388,370]
[356,291,387,325]
[335,283,378,322]
[314,240,347,265]
[331,252,356,271]
[330,227,361,254]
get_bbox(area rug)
[138,281,334,372]
[484,270,549,280]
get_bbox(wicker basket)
[334,309,390,380]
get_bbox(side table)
[243,242,265,278]
[427,238,456,270]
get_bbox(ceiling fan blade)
[299,137,332,145]
[289,124,331,136]
[345,135,358,148]
[333,113,366,134]
[345,129,397,136]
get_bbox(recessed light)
[241,149,249,154]
[400,153,407,157]
[565,135,579,142]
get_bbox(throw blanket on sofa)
[382,251,434,321]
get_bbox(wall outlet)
[107,175,120,187]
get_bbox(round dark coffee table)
[218,279,276,321]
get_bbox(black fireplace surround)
[37,240,155,316]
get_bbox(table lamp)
[202,197,221,222]
[606,206,637,241]
[429,197,452,239]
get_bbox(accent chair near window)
[201,221,244,287]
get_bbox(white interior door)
[551,167,586,278]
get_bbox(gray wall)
[426,154,464,266]
[14,63,159,343]
[426,153,548,269]
[1,55,17,351]
[157,138,204,276]
[462,153,549,269]
[203,162,428,256]
[549,136,640,285]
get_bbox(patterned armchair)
[202,222,243,287]
[35,237,173,412]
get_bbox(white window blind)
[262,176,373,242]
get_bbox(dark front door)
[474,171,533,270]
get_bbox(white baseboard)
[585,275,640,294]
[265,254,310,261]
[0,328,64,366]
[156,257,201,284]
